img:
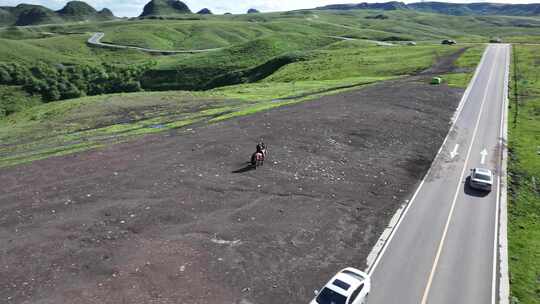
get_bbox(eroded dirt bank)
[0,75,464,304]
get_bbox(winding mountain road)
[87,32,223,54]
[86,32,394,54]
[366,44,510,304]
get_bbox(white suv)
[469,168,494,191]
[311,267,371,304]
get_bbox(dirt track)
[0,67,465,303]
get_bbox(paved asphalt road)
[367,44,510,304]
[87,32,394,54]
[87,32,222,54]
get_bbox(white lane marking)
[493,44,511,304]
[450,144,460,159]
[481,148,489,164]
[498,44,511,304]
[450,44,490,125]
[420,46,499,304]
[365,45,491,275]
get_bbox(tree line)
[0,61,156,102]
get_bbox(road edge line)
[365,45,490,275]
[492,44,503,304]
[497,44,511,304]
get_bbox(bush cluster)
[0,61,155,102]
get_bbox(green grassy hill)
[409,2,540,17]
[57,1,114,21]
[0,42,479,167]
[319,2,540,17]
[197,8,213,15]
[57,1,99,18]
[11,4,62,26]
[99,20,272,50]
[0,1,115,26]
[0,7,17,25]
[140,0,192,17]
[0,8,539,119]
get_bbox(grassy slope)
[98,11,540,92]
[265,44,455,82]
[0,43,468,167]
[143,33,336,90]
[0,32,153,118]
[5,10,540,51]
[100,21,273,50]
[0,33,152,65]
[443,45,486,88]
[0,8,537,166]
[0,85,41,116]
[0,11,537,81]
[508,45,540,304]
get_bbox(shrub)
[122,81,142,92]
[2,61,156,105]
[0,68,12,84]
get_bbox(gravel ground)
[0,59,465,304]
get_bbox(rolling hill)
[3,0,540,27]
[0,1,115,26]
[409,2,540,17]
[317,1,540,17]
[1,4,540,120]
[139,0,192,17]
[57,1,114,21]
[197,8,213,15]
[1,4,62,26]
[318,2,408,11]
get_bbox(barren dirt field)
[0,59,465,303]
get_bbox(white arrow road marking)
[450,144,459,159]
[481,149,488,164]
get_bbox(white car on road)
[469,168,494,191]
[311,267,371,304]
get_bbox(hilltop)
[197,8,213,15]
[319,2,407,11]
[140,0,192,17]
[58,1,113,20]
[1,4,62,26]
[0,1,115,26]
[317,1,540,17]
[409,2,540,17]
[4,0,540,27]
